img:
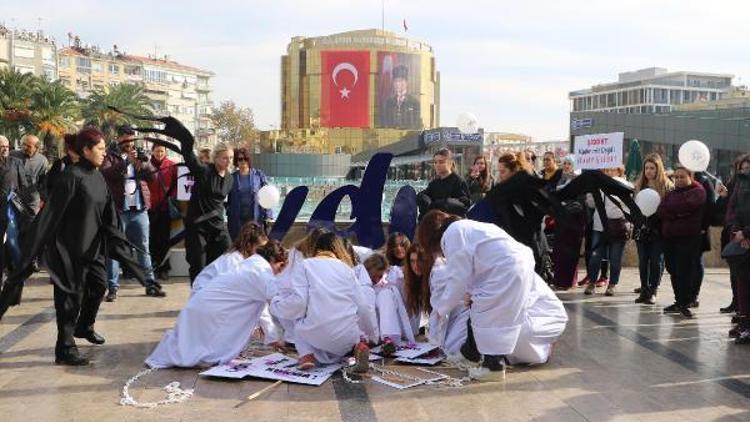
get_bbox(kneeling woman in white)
[417,211,568,379]
[145,241,287,368]
[191,223,268,292]
[360,253,414,346]
[271,233,377,369]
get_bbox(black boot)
[55,347,89,366]
[720,303,737,314]
[145,281,166,298]
[74,328,105,345]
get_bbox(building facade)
[57,40,215,145]
[569,67,733,114]
[273,29,440,155]
[0,26,57,79]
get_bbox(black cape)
[0,159,145,318]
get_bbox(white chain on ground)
[120,368,194,409]
[341,363,470,388]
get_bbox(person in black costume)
[110,108,235,284]
[417,148,470,218]
[0,128,147,366]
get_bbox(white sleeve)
[352,274,379,342]
[434,229,472,317]
[258,305,282,345]
[270,261,309,321]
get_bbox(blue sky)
[4,0,750,140]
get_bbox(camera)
[135,146,149,162]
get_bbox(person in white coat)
[191,223,268,293]
[358,253,415,352]
[417,210,568,380]
[270,233,378,369]
[428,256,469,355]
[145,241,287,368]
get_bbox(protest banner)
[574,132,624,170]
[200,353,342,386]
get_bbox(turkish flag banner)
[320,50,370,128]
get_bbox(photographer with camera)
[100,125,166,301]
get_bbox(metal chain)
[120,368,194,409]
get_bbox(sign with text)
[574,132,624,169]
[176,166,194,201]
[200,353,342,386]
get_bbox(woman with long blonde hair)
[633,154,673,304]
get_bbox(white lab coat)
[191,251,245,293]
[433,220,568,364]
[271,248,306,343]
[146,255,277,368]
[271,257,377,363]
[428,257,469,355]
[372,265,415,344]
[353,264,381,342]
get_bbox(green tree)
[210,100,257,149]
[82,83,153,140]
[0,68,37,144]
[31,78,80,157]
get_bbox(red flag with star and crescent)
[320,51,370,128]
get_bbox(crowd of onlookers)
[417,146,750,344]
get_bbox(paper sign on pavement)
[200,353,342,386]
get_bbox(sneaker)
[584,283,595,295]
[729,325,742,338]
[644,295,656,305]
[734,330,750,345]
[634,294,646,304]
[577,276,589,287]
[467,355,506,381]
[145,284,166,297]
[595,277,609,288]
[105,288,117,302]
[446,353,481,371]
[663,304,680,314]
[679,307,694,318]
[604,285,616,296]
[297,353,316,370]
[633,287,641,294]
[689,301,700,309]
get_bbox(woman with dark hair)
[0,127,148,365]
[402,244,429,334]
[716,155,748,314]
[417,148,471,217]
[466,155,493,204]
[271,232,377,369]
[227,147,271,240]
[146,143,178,281]
[659,165,706,318]
[146,239,288,368]
[192,222,268,293]
[720,155,750,341]
[416,210,567,380]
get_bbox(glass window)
[109,64,119,74]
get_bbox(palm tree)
[82,83,153,139]
[0,68,37,145]
[31,78,81,158]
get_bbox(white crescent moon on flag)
[332,62,358,87]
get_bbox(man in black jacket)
[0,135,31,289]
[417,148,470,219]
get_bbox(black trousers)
[53,257,107,355]
[149,209,172,273]
[663,235,702,307]
[185,224,231,283]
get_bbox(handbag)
[606,218,632,241]
[722,241,750,266]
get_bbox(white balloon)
[635,188,661,217]
[456,112,479,134]
[257,185,281,209]
[678,140,710,172]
